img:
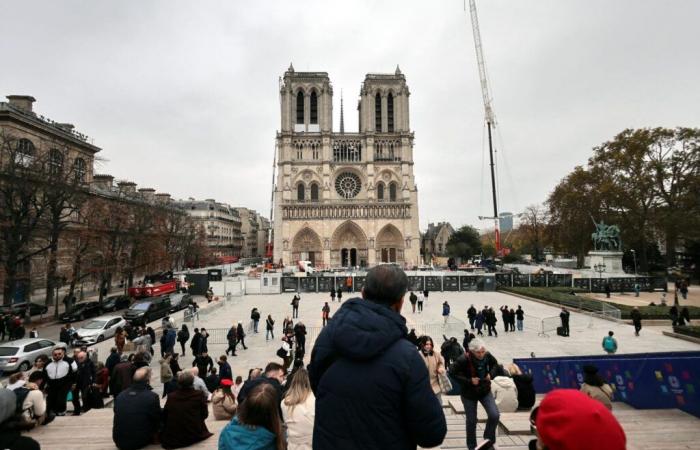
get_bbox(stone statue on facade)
[591,216,621,251]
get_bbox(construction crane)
[265,141,277,262]
[469,0,502,256]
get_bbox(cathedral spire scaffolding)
[339,89,345,134]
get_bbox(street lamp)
[630,249,637,275]
[594,262,607,279]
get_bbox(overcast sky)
[2,0,698,231]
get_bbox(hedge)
[673,326,700,339]
[501,287,700,320]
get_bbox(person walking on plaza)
[322,302,331,327]
[419,336,446,399]
[467,304,477,330]
[251,308,261,333]
[281,367,315,450]
[198,327,209,355]
[113,326,126,354]
[605,281,612,298]
[508,307,516,331]
[309,265,447,449]
[515,306,524,331]
[226,323,238,356]
[631,307,642,336]
[670,305,679,326]
[500,306,510,333]
[237,322,248,350]
[336,287,343,302]
[161,371,213,448]
[680,279,689,300]
[417,291,424,313]
[177,324,189,356]
[475,310,484,336]
[291,294,300,318]
[330,288,336,303]
[442,301,451,325]
[486,308,498,337]
[680,306,691,325]
[560,307,570,337]
[602,331,618,355]
[450,338,501,450]
[294,321,307,354]
[409,291,418,313]
[193,351,214,380]
[266,315,275,341]
[112,368,160,449]
[580,365,614,410]
[190,328,202,357]
[46,345,77,416]
[218,355,233,381]
[283,316,293,334]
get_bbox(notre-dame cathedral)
[273,64,420,268]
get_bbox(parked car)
[101,295,131,312]
[168,293,192,313]
[60,301,101,322]
[0,338,56,372]
[0,302,48,317]
[73,315,127,346]
[123,296,172,326]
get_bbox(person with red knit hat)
[529,389,626,450]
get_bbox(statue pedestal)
[588,251,624,274]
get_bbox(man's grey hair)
[178,370,194,388]
[133,367,151,383]
[468,338,486,352]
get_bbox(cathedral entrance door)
[341,248,348,267]
[340,248,358,267]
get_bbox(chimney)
[138,188,156,203]
[117,181,137,195]
[91,174,114,191]
[155,193,172,204]
[6,95,36,113]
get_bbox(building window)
[296,91,305,125]
[48,149,64,175]
[310,91,318,124]
[311,142,319,159]
[375,93,382,131]
[389,181,397,201]
[438,243,443,253]
[310,182,319,201]
[297,183,305,201]
[74,157,87,183]
[15,138,35,166]
[387,93,394,132]
[335,172,362,199]
[377,182,384,200]
[295,142,303,160]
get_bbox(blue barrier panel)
[513,352,700,418]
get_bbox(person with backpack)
[602,331,618,355]
[251,308,261,333]
[45,345,77,416]
[12,375,51,426]
[177,324,190,356]
[409,291,418,313]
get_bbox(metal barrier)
[540,316,561,337]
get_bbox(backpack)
[14,387,31,415]
[603,336,617,352]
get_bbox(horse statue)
[591,216,621,251]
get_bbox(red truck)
[128,272,180,299]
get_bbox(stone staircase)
[26,396,700,450]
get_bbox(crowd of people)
[0,265,642,450]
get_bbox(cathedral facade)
[273,65,420,268]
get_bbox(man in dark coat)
[467,305,477,329]
[192,351,214,380]
[225,324,237,356]
[294,321,307,354]
[560,307,570,336]
[189,328,202,357]
[110,357,136,398]
[631,307,642,336]
[113,367,161,450]
[450,338,501,450]
[160,371,213,448]
[105,347,121,375]
[72,351,96,415]
[309,265,446,450]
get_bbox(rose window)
[335,172,361,198]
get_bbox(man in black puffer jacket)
[309,265,446,450]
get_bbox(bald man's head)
[133,367,151,383]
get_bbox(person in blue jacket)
[218,383,284,450]
[442,301,451,324]
[309,264,447,450]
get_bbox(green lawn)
[501,286,700,320]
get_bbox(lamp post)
[594,262,607,279]
[631,249,637,275]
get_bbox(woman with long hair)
[177,324,189,355]
[580,365,614,410]
[218,383,285,450]
[281,367,315,450]
[418,336,445,397]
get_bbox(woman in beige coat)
[419,336,445,396]
[212,379,237,420]
[281,367,315,450]
[580,365,614,410]
[160,354,174,384]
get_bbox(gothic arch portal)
[331,221,369,267]
[291,227,323,266]
[376,224,404,264]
